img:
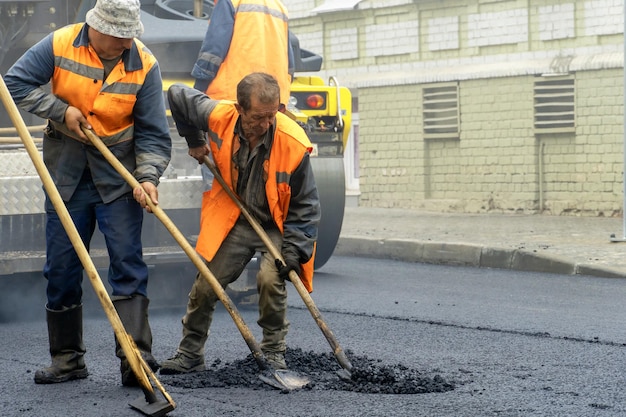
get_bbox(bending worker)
[5,0,171,386]
[160,72,320,373]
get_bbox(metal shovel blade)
[129,394,175,417]
[336,368,352,381]
[258,369,311,391]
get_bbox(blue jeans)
[43,171,148,310]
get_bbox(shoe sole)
[34,368,89,384]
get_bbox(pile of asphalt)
[161,347,455,394]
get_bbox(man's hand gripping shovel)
[202,156,354,381]
[0,80,175,416]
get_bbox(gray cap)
[86,0,144,39]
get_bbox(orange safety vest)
[51,24,156,145]
[206,0,291,105]
[196,102,316,291]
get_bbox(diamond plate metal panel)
[0,144,203,215]
[158,177,204,210]
[0,177,45,215]
[0,151,39,176]
[0,176,203,214]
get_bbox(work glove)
[276,255,301,281]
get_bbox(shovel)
[0,81,175,416]
[202,156,354,379]
[80,127,310,391]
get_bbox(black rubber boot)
[113,295,159,387]
[34,305,89,384]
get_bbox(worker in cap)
[5,0,171,387]
[86,0,145,39]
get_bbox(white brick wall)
[584,0,623,36]
[428,16,459,51]
[365,21,419,57]
[468,9,529,47]
[539,3,575,40]
[285,0,626,214]
[330,28,359,60]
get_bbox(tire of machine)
[310,156,345,270]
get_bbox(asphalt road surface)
[2,256,626,416]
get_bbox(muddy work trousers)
[177,218,289,357]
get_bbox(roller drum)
[310,156,345,270]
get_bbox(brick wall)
[284,0,626,216]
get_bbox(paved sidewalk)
[336,207,626,278]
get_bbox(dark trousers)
[43,171,148,309]
[177,218,288,356]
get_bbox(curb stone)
[335,236,626,279]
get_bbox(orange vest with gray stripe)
[51,24,156,145]
[206,0,291,105]
[196,102,316,292]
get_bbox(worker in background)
[5,0,171,386]
[191,0,295,189]
[160,72,320,373]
